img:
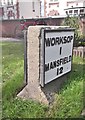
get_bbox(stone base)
[81,109,85,116]
[17,75,67,105]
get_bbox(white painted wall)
[0,0,41,19]
[44,0,85,17]
[44,0,67,16]
[18,0,41,19]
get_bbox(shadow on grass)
[47,62,84,118]
[63,59,85,86]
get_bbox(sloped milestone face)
[44,30,74,85]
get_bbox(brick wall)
[0,18,64,38]
[1,17,85,38]
[0,19,21,37]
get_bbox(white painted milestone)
[43,29,74,85]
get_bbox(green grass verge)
[2,41,24,100]
[2,41,84,118]
[2,41,48,118]
[46,56,84,118]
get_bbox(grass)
[2,41,47,118]
[2,41,24,100]
[47,58,84,118]
[2,41,84,119]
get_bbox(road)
[0,37,24,42]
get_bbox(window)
[66,11,68,15]
[69,10,72,14]
[80,9,84,13]
[74,10,78,14]
[67,2,69,6]
[32,1,35,12]
[76,3,78,6]
[0,7,4,16]
[57,3,59,7]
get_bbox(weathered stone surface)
[17,26,68,105]
[81,109,85,116]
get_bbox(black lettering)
[45,35,73,47]
[58,37,61,45]
[45,55,72,72]
[67,36,73,43]
[70,36,73,41]
[57,67,63,75]
[60,67,63,74]
[63,57,68,64]
[69,55,72,61]
[60,58,63,65]
[55,37,59,45]
[50,61,57,69]
[53,61,57,68]
[57,68,59,75]
[45,38,50,47]
[59,37,61,45]
[63,36,67,43]
[51,38,55,46]
[50,62,54,69]
[57,60,60,67]
[60,47,62,55]
[45,63,49,72]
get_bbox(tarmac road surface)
[0,37,24,42]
